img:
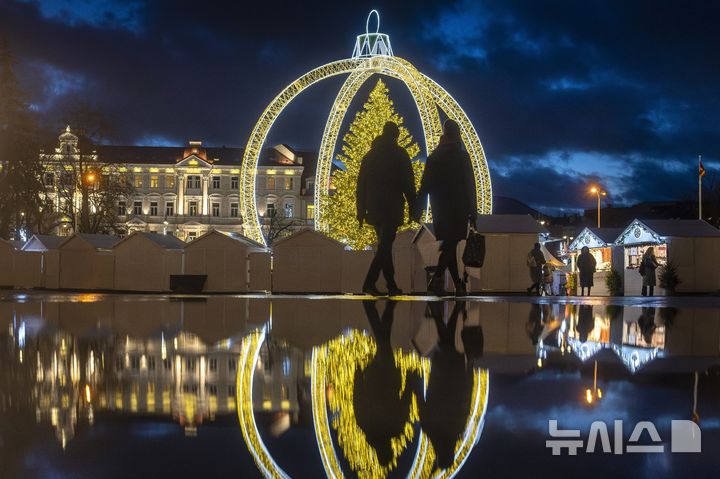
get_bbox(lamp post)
[589,187,607,228]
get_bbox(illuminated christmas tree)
[326,79,423,250]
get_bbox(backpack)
[527,252,537,268]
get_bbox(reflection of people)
[641,247,659,297]
[526,243,546,295]
[354,300,413,466]
[526,303,544,345]
[415,120,477,296]
[419,301,479,469]
[638,307,657,345]
[576,305,594,342]
[357,122,417,296]
[577,246,597,296]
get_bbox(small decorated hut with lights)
[272,228,344,293]
[113,232,185,292]
[567,227,624,296]
[615,219,720,295]
[58,233,120,290]
[413,215,549,293]
[184,229,270,292]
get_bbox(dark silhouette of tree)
[263,208,299,245]
[0,36,43,239]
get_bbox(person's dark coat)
[416,140,476,241]
[356,134,416,228]
[642,253,659,287]
[528,247,546,283]
[577,249,597,288]
[576,305,594,342]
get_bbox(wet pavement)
[1,291,719,478]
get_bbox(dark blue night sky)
[2,0,719,214]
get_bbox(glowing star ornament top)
[239,10,492,245]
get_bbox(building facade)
[41,127,318,242]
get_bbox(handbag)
[462,225,486,268]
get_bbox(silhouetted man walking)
[357,121,416,296]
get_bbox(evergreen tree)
[0,36,42,239]
[326,79,423,250]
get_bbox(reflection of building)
[40,128,318,240]
[254,338,306,415]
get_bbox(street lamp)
[589,186,607,228]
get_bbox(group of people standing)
[357,119,476,296]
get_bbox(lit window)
[165,202,174,216]
[188,201,198,216]
[267,176,275,190]
[187,231,197,241]
[150,176,159,188]
[211,202,220,217]
[285,177,293,190]
[134,175,143,188]
[231,176,239,189]
[149,201,158,216]
[266,202,275,217]
[133,201,142,215]
[44,172,55,187]
[284,202,294,218]
[212,176,221,189]
[166,175,175,189]
[306,204,314,220]
[230,203,239,217]
[282,356,291,376]
[186,175,200,190]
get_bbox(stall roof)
[113,231,186,250]
[413,214,548,243]
[639,219,720,238]
[568,227,623,251]
[185,229,267,250]
[22,234,65,251]
[59,233,122,251]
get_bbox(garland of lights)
[239,12,492,245]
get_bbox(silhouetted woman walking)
[577,246,597,296]
[416,120,476,296]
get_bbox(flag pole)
[698,155,703,220]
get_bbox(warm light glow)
[84,385,91,403]
[590,186,598,194]
[586,389,593,404]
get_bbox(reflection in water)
[310,300,489,479]
[2,295,718,479]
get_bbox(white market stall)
[271,228,344,293]
[615,219,720,295]
[113,232,185,292]
[184,229,270,293]
[58,233,120,290]
[568,227,624,296]
[413,215,548,293]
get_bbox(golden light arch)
[240,11,492,245]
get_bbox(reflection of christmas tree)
[326,79,423,250]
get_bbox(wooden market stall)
[567,227,624,296]
[113,232,185,292]
[16,234,65,289]
[184,229,270,293]
[58,233,120,290]
[615,219,720,295]
[413,214,548,293]
[271,228,344,293]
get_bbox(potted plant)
[605,268,623,296]
[659,260,681,295]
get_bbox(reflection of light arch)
[311,330,490,479]
[240,12,492,245]
[236,328,291,479]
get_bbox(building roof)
[93,145,246,166]
[185,229,267,250]
[22,234,65,251]
[113,231,186,250]
[61,233,122,250]
[638,219,720,238]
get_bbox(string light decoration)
[326,79,424,249]
[239,11,492,245]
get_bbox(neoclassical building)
[41,127,318,241]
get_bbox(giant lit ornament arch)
[240,10,492,245]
